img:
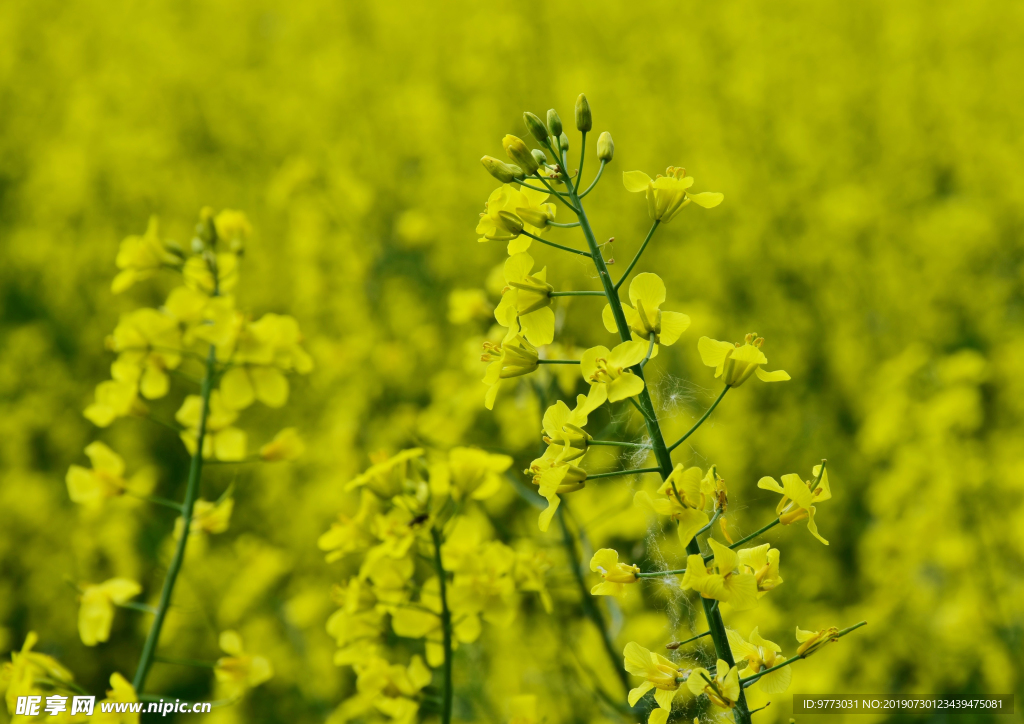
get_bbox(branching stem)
[668,386,729,453]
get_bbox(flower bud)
[508,164,525,180]
[515,206,553,229]
[523,112,549,144]
[497,211,525,236]
[559,132,569,152]
[546,109,563,137]
[575,94,592,132]
[503,135,540,176]
[597,132,614,162]
[531,149,548,167]
[481,156,517,183]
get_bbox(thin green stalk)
[126,491,183,512]
[614,220,660,291]
[430,527,454,724]
[738,621,867,687]
[636,567,687,578]
[548,220,581,228]
[521,230,591,257]
[668,630,711,647]
[533,173,580,212]
[153,654,216,669]
[561,153,753,724]
[587,467,661,480]
[580,160,607,198]
[557,505,631,696]
[575,131,587,192]
[117,601,158,615]
[550,290,604,297]
[537,359,580,365]
[132,344,216,693]
[726,519,780,553]
[589,439,650,448]
[668,386,729,452]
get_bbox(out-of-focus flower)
[176,391,247,461]
[214,630,273,697]
[66,442,153,507]
[78,578,142,646]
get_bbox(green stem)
[561,154,752,724]
[537,359,580,365]
[727,518,780,552]
[557,505,631,696]
[575,130,586,193]
[521,230,591,257]
[667,387,730,453]
[126,491,183,512]
[550,290,604,297]
[132,342,217,693]
[548,221,581,228]
[668,630,711,648]
[587,467,661,480]
[589,439,649,448]
[636,567,687,578]
[430,527,454,724]
[738,621,867,687]
[533,173,580,212]
[580,160,607,198]
[117,601,158,615]
[614,220,660,291]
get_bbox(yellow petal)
[688,192,724,209]
[521,308,555,346]
[590,548,620,572]
[629,273,666,311]
[653,686,677,711]
[623,170,653,193]
[758,665,792,694]
[676,508,711,548]
[658,312,691,346]
[610,339,648,369]
[602,304,618,333]
[251,366,289,407]
[756,476,785,494]
[607,372,645,402]
[628,680,655,706]
[214,428,247,461]
[220,367,256,410]
[697,337,734,371]
[755,367,791,382]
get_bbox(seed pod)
[597,131,614,162]
[547,109,563,137]
[523,112,549,144]
[575,94,592,132]
[481,156,516,183]
[503,135,540,175]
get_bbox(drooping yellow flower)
[525,444,587,532]
[580,340,648,406]
[175,391,247,461]
[476,184,555,254]
[680,539,758,611]
[603,273,690,349]
[589,549,640,596]
[259,427,306,462]
[214,630,273,697]
[634,464,714,548]
[540,393,601,461]
[698,333,790,387]
[738,543,783,597]
[430,446,513,500]
[494,252,555,346]
[66,441,153,507]
[687,659,740,709]
[110,308,183,399]
[795,625,840,657]
[78,578,142,646]
[757,464,832,544]
[623,167,723,223]
[727,628,792,693]
[481,326,540,410]
[112,217,180,294]
[622,641,687,724]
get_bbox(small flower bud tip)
[597,132,614,162]
[502,135,540,176]
[575,94,592,132]
[531,149,547,167]
[546,109,563,137]
[523,112,549,144]
[559,132,569,152]
[481,156,516,183]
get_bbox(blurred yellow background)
[1,0,1022,722]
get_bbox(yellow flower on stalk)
[795,626,840,657]
[110,308,183,399]
[214,209,252,252]
[525,444,587,532]
[220,313,313,410]
[94,673,141,724]
[476,184,555,254]
[481,324,540,410]
[431,446,513,501]
[589,549,640,596]
[175,495,234,538]
[2,632,75,714]
[83,365,141,428]
[259,427,306,461]
[540,393,601,461]
[112,217,180,294]
[494,252,555,346]
[214,630,273,697]
[182,252,239,295]
[757,463,832,544]
[687,659,740,709]
[66,441,153,507]
[698,333,790,387]
[580,340,648,406]
[727,628,792,693]
[634,464,713,548]
[622,642,687,724]
[681,539,758,611]
[623,167,723,223]
[738,543,783,597]
[603,273,690,349]
[176,391,247,461]
[78,578,142,646]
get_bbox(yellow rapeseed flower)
[214,630,273,698]
[66,441,153,507]
[78,578,142,646]
[622,641,687,724]
[259,427,306,462]
[603,273,690,348]
[795,625,840,657]
[176,391,247,461]
[634,464,713,548]
[525,444,587,532]
[738,543,783,597]
[623,167,723,223]
[481,325,539,410]
[757,463,832,544]
[589,548,639,596]
[681,539,758,610]
[112,217,179,294]
[727,627,792,693]
[698,333,790,387]
[494,252,555,346]
[687,659,740,709]
[580,340,648,406]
